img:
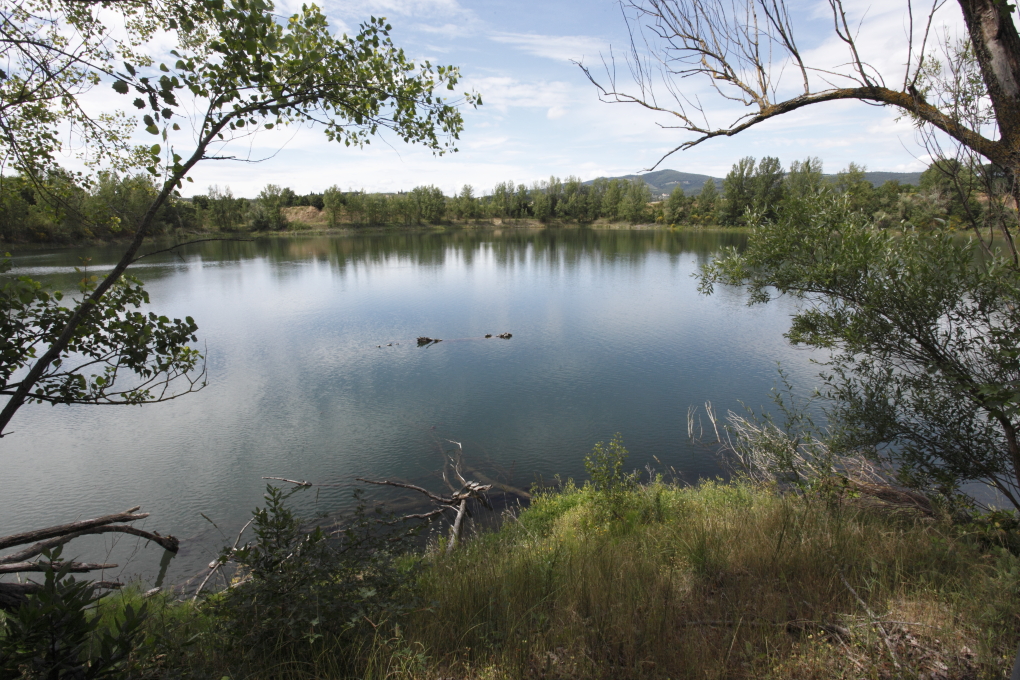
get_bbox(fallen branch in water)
[0,507,179,610]
[357,453,493,553]
[262,476,313,487]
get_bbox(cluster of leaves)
[701,192,1020,509]
[208,485,418,665]
[583,433,641,520]
[106,0,474,191]
[0,548,152,679]
[0,256,203,407]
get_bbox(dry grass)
[388,481,1019,679]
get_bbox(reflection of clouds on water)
[3,229,822,584]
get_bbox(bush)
[0,548,151,679]
[207,485,418,671]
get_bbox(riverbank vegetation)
[6,434,1017,679]
[0,155,974,244]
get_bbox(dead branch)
[693,405,936,517]
[193,516,254,601]
[0,561,117,574]
[447,498,469,555]
[357,462,493,553]
[0,507,179,610]
[840,569,901,670]
[0,507,146,551]
[581,0,1014,174]
[262,476,313,487]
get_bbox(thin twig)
[839,569,901,669]
[193,517,254,601]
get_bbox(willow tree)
[0,0,476,435]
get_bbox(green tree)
[621,180,652,223]
[832,163,876,216]
[206,185,243,232]
[721,157,755,226]
[693,179,719,225]
[0,0,475,435]
[750,156,785,219]
[451,184,479,220]
[701,193,1020,509]
[664,185,691,225]
[410,185,446,224]
[784,158,824,201]
[601,179,625,221]
[532,182,553,221]
[322,185,345,228]
[250,184,288,231]
[918,159,982,227]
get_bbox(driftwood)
[262,476,312,487]
[689,403,936,517]
[0,507,179,610]
[357,451,493,553]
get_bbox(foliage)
[664,185,691,225]
[0,255,203,407]
[409,185,446,224]
[700,192,1020,509]
[583,433,640,518]
[0,548,152,679]
[209,485,417,666]
[250,184,289,232]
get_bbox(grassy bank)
[48,478,1016,679]
[397,481,1016,679]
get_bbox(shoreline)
[1,221,745,253]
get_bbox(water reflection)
[2,228,816,585]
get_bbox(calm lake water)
[1,228,823,585]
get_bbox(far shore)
[2,219,749,252]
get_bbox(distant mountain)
[587,168,923,198]
[849,171,924,187]
[585,170,721,197]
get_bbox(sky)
[126,0,972,197]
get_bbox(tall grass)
[400,481,1018,679]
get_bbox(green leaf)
[112,80,129,94]
[150,144,161,155]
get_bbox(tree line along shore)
[0,156,988,244]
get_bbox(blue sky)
[176,0,967,197]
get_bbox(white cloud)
[465,76,575,113]
[489,32,608,62]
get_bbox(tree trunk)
[958,0,1020,170]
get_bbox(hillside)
[589,168,923,198]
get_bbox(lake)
[1,228,823,585]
